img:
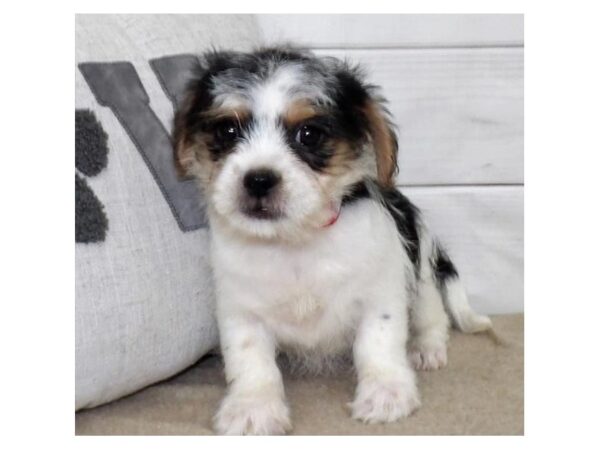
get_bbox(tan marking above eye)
[202,107,251,124]
[283,100,321,127]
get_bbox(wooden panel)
[315,48,524,185]
[403,185,523,315]
[257,14,524,48]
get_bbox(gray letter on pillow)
[78,61,207,231]
[149,54,198,110]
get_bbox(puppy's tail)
[442,276,493,334]
[433,244,501,343]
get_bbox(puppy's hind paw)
[213,392,292,435]
[409,344,448,371]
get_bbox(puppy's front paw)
[213,391,292,435]
[350,375,420,424]
[409,344,448,371]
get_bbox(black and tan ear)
[172,93,197,178]
[333,62,399,187]
[172,54,216,179]
[362,98,399,188]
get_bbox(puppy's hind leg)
[409,277,450,371]
[409,241,494,371]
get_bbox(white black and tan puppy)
[173,46,492,435]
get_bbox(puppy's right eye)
[214,120,240,144]
[295,124,325,148]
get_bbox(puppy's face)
[174,48,398,241]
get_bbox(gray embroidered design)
[149,54,199,110]
[75,109,109,243]
[76,109,109,176]
[76,173,108,243]
[78,60,207,232]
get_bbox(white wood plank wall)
[257,15,524,314]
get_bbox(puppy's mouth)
[241,200,284,221]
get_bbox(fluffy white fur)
[212,197,421,434]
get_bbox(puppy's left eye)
[295,125,324,148]
[214,120,240,144]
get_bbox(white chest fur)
[210,199,409,353]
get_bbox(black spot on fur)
[335,70,369,107]
[381,314,391,320]
[379,185,421,276]
[330,69,370,142]
[432,245,459,284]
[75,109,108,176]
[76,174,108,243]
[341,181,369,206]
[288,139,336,171]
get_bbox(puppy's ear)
[172,55,216,178]
[172,92,196,178]
[334,65,399,187]
[362,98,399,188]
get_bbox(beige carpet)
[75,314,523,435]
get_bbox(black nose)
[243,169,281,198]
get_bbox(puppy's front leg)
[214,314,291,435]
[351,300,421,423]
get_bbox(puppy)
[173,46,492,435]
